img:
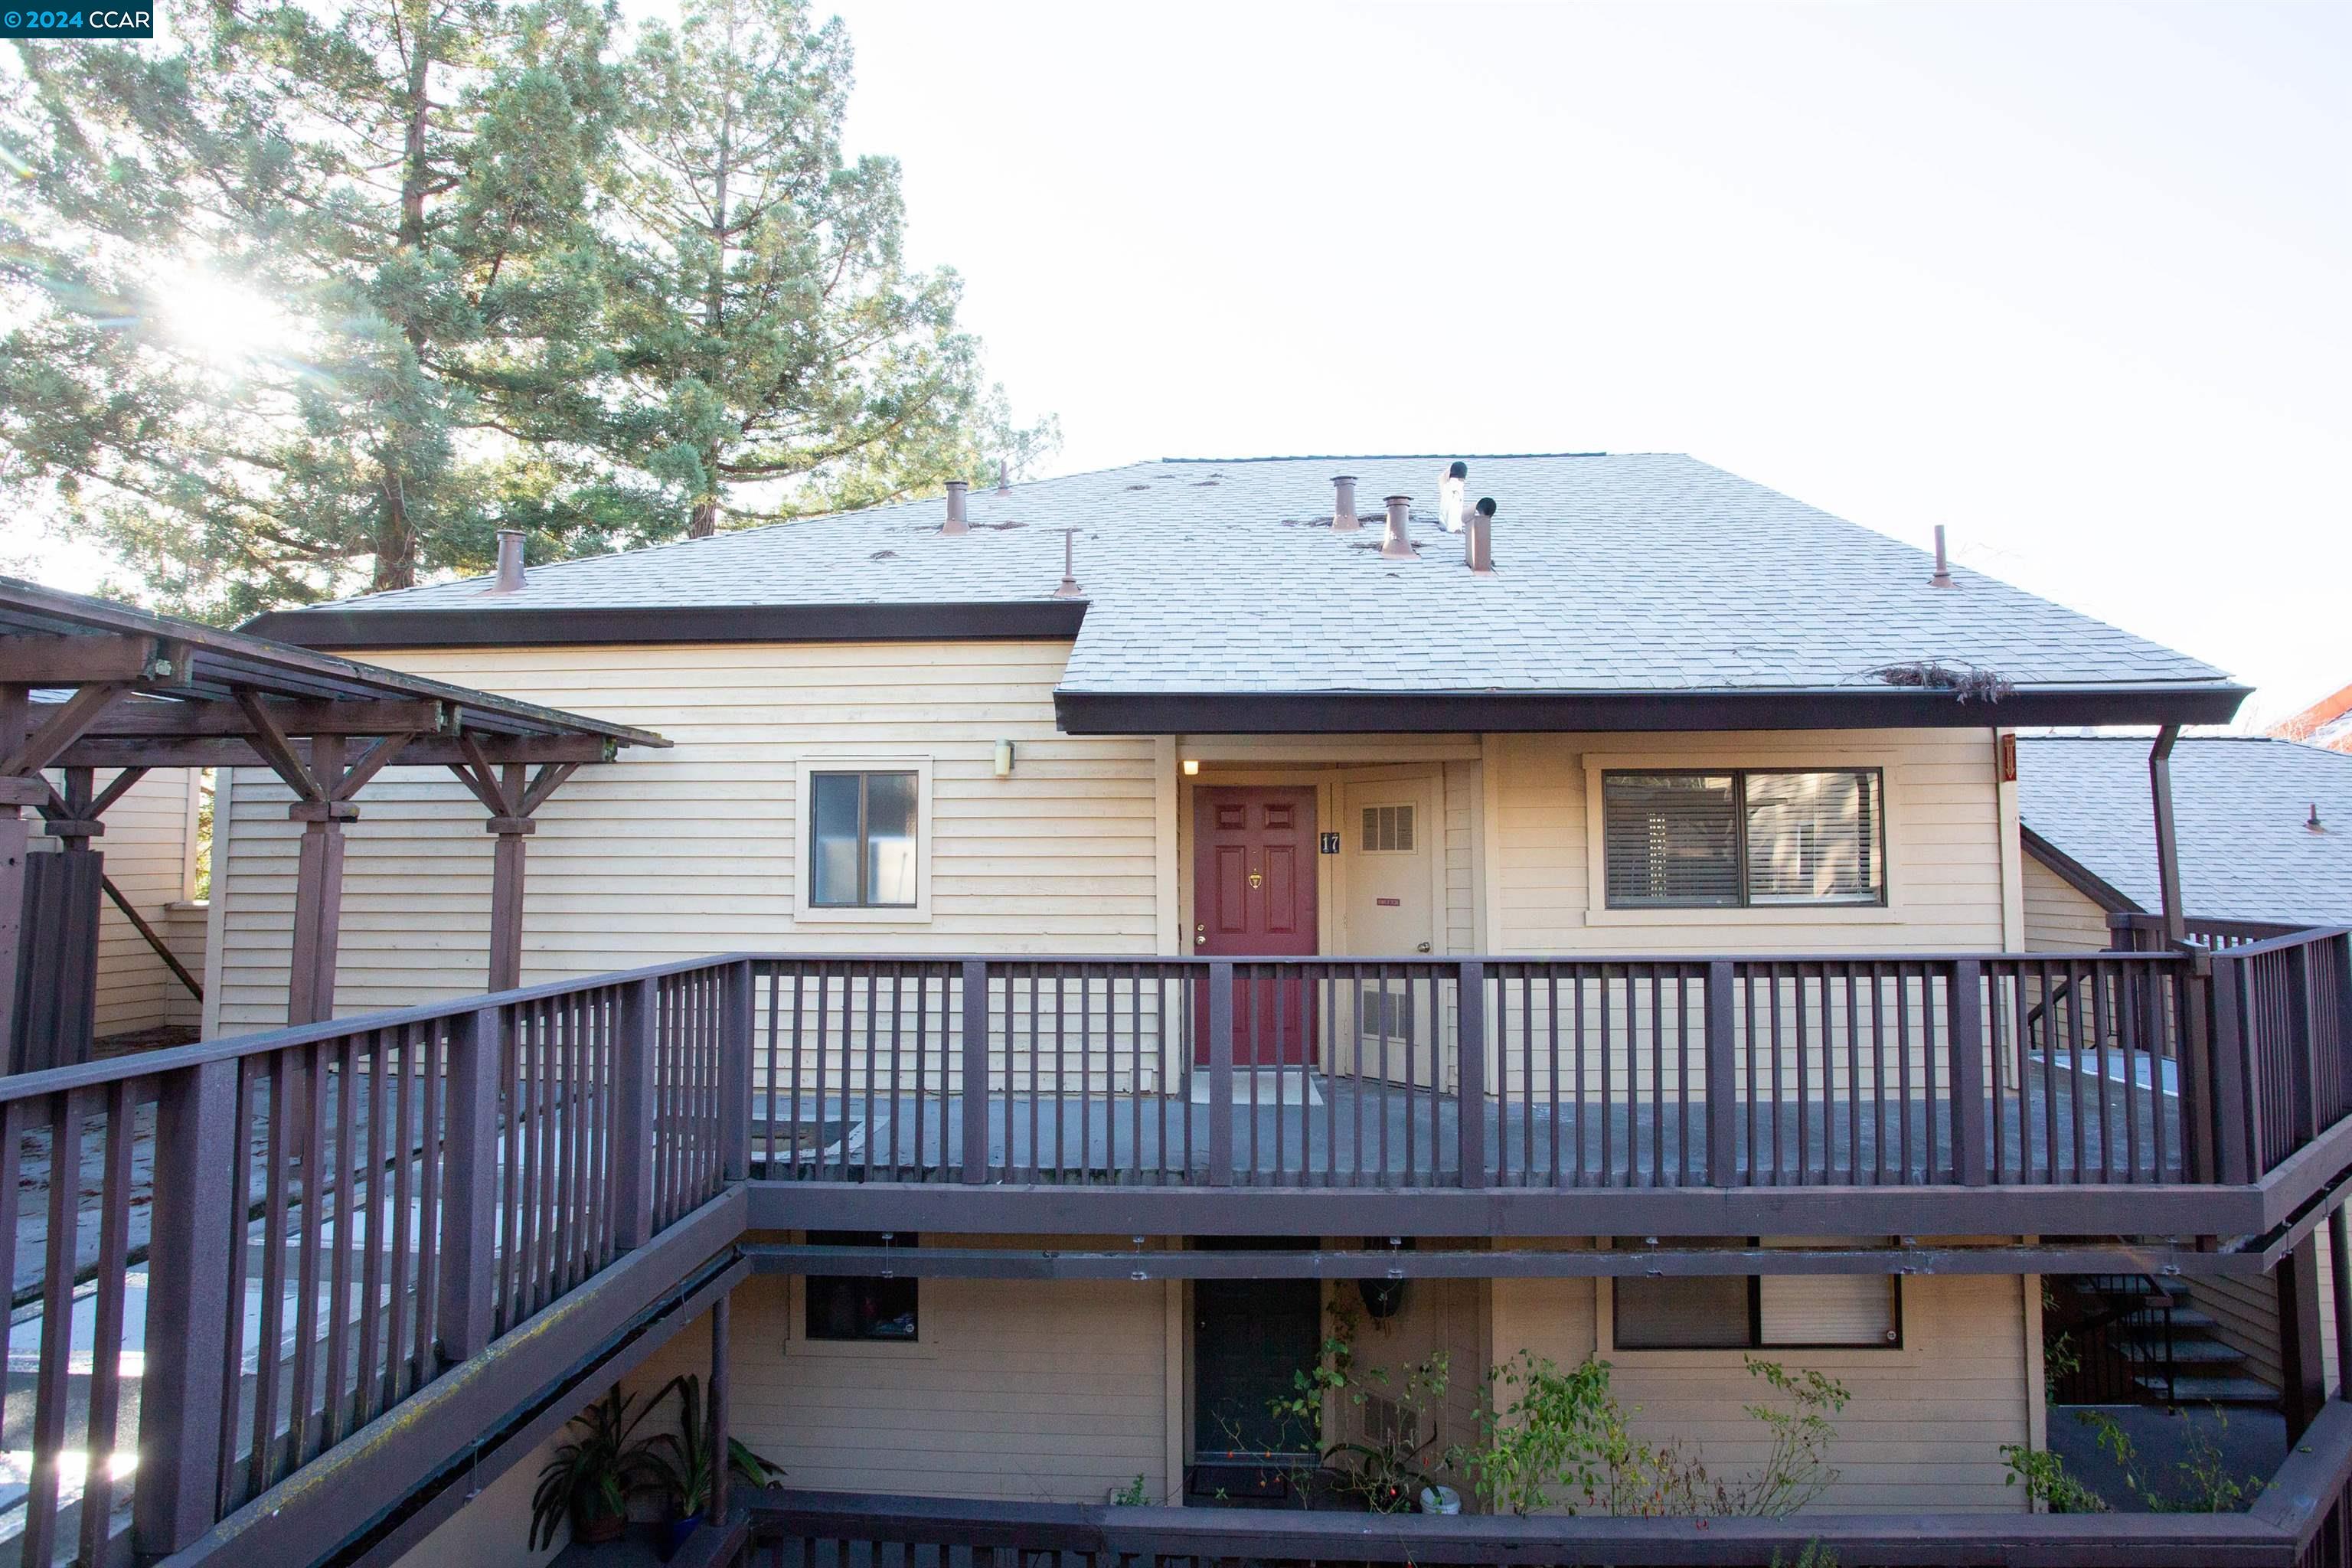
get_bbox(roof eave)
[243,600,1090,650]
[1053,684,2252,735]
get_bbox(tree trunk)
[684,2,737,544]
[371,0,436,590]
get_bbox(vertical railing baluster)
[1707,961,1736,1187]
[325,1035,359,1443]
[2210,954,2253,1182]
[78,1080,136,1566]
[289,1040,329,1465]
[357,1031,389,1419]
[961,961,988,1183]
[25,1091,83,1564]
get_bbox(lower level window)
[804,1231,920,1341]
[1615,1249,1898,1348]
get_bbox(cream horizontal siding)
[625,1246,1172,1504]
[1492,730,2007,956]
[211,642,1158,1031]
[2021,854,2117,953]
[1443,760,1478,956]
[1491,1266,2028,1514]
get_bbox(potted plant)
[639,1374,789,1553]
[531,1386,665,1550]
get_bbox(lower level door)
[1192,1276,1324,1459]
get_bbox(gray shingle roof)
[2017,736,2352,926]
[295,453,2234,699]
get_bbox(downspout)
[2148,724,2185,947]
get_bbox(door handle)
[1194,923,1207,947]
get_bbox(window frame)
[1600,766,1887,912]
[1610,1259,1904,1353]
[800,1230,922,1345]
[793,755,934,924]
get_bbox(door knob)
[1194,923,1207,946]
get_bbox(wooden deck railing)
[744,939,2348,1191]
[0,957,733,1563]
[733,1396,2352,1567]
[6,930,2350,1563]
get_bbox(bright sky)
[825,0,2351,727]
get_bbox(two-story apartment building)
[13,453,2350,1568]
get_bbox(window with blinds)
[1360,804,1416,854]
[1613,1252,1900,1350]
[1602,769,1883,909]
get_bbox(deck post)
[615,976,659,1248]
[1950,960,1988,1185]
[2148,724,2186,948]
[721,959,753,1181]
[1457,961,1487,1188]
[2280,1234,2329,1439]
[2209,954,2253,1182]
[705,1293,732,1527]
[1706,961,1737,1187]
[1207,962,1234,1185]
[485,815,533,994]
[134,1058,237,1553]
[436,1004,504,1363]
[286,733,351,1026]
[961,961,989,1183]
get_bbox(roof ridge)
[1157,450,1620,464]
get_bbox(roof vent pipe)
[1054,528,1083,598]
[944,479,969,535]
[997,459,1011,495]
[490,528,526,593]
[1930,524,1955,588]
[1465,498,1497,575]
[1331,475,1360,532]
[1380,495,1415,560]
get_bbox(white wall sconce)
[1181,758,1200,776]
[994,740,1016,778]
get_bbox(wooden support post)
[961,960,988,1184]
[614,977,658,1249]
[135,1058,237,1555]
[2282,1234,2330,1438]
[1207,962,1233,1186]
[1950,960,1989,1186]
[1706,961,1738,1187]
[2149,725,2186,949]
[720,959,753,1181]
[436,1005,503,1364]
[704,1294,732,1527]
[485,818,533,994]
[0,795,25,1074]
[1457,961,1487,1189]
[2210,954,2253,1183]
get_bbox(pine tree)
[599,0,1052,537]
[1,0,636,617]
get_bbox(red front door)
[1193,786,1318,1066]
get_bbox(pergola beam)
[54,734,617,771]
[0,633,182,685]
[58,697,449,740]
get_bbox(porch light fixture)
[994,740,1015,778]
[1182,758,1200,776]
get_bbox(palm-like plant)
[531,1387,668,1549]
[638,1374,789,1523]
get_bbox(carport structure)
[0,576,668,1070]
